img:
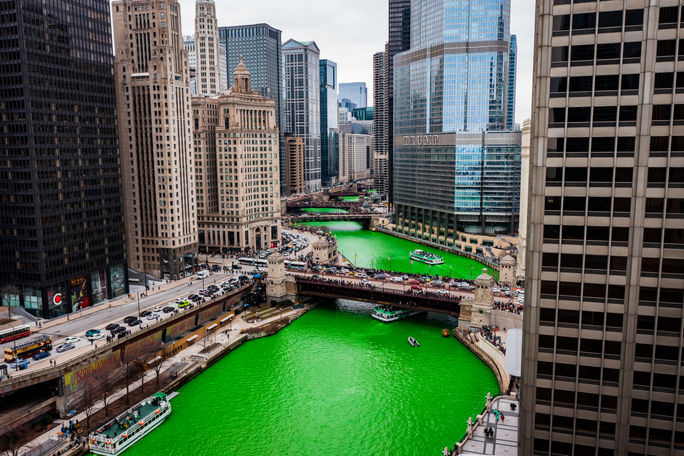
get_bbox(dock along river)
[299,221,498,281]
[122,301,499,456]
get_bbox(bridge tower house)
[499,254,516,288]
[470,268,494,329]
[266,252,295,303]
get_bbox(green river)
[122,301,498,456]
[301,207,349,214]
[300,221,498,281]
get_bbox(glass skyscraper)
[338,82,368,109]
[507,35,517,131]
[0,0,128,317]
[320,59,339,185]
[393,0,520,239]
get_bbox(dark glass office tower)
[507,35,517,131]
[387,0,411,203]
[0,0,128,318]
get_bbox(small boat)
[371,306,423,323]
[89,392,171,455]
[408,337,420,347]
[442,328,450,337]
[409,249,444,265]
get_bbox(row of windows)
[552,9,643,35]
[552,42,641,65]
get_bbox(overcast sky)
[176,0,534,123]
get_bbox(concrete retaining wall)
[489,310,523,330]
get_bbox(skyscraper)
[393,0,520,239]
[284,135,306,195]
[387,0,412,202]
[521,3,684,455]
[194,0,223,95]
[183,34,227,96]
[219,24,284,190]
[0,0,128,317]
[507,35,517,131]
[338,132,372,183]
[339,82,368,109]
[282,39,322,192]
[192,59,281,251]
[373,50,389,196]
[320,59,339,185]
[113,0,198,280]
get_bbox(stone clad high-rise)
[113,0,198,280]
[0,0,128,317]
[194,0,224,95]
[373,50,389,196]
[393,0,521,240]
[192,59,281,252]
[521,2,684,455]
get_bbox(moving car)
[10,360,30,370]
[64,336,81,344]
[56,343,75,353]
[85,329,100,338]
[32,351,51,361]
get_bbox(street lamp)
[137,293,141,319]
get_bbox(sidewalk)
[458,396,519,455]
[18,305,307,456]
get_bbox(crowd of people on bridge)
[493,301,523,314]
[480,325,506,355]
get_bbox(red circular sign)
[53,293,62,305]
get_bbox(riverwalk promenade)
[16,305,309,456]
[450,396,519,455]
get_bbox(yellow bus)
[4,335,52,362]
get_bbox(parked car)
[411,285,423,291]
[105,324,119,331]
[437,289,450,295]
[390,276,403,282]
[128,319,141,327]
[139,310,151,318]
[146,314,159,321]
[33,351,51,361]
[153,306,163,312]
[64,336,81,344]
[88,333,105,341]
[85,329,100,338]
[163,306,175,313]
[56,343,75,353]
[123,316,137,324]
[432,280,444,288]
[408,279,420,285]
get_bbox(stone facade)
[470,268,494,328]
[113,0,198,279]
[498,255,516,287]
[192,58,281,252]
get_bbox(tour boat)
[371,306,423,323]
[89,392,171,456]
[408,337,420,347]
[409,249,444,265]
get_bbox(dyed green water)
[339,196,360,202]
[122,302,498,456]
[301,221,498,281]
[301,207,349,214]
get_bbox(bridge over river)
[293,275,462,316]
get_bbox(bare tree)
[148,343,170,386]
[0,429,24,456]
[79,378,99,428]
[118,349,140,405]
[98,369,116,417]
